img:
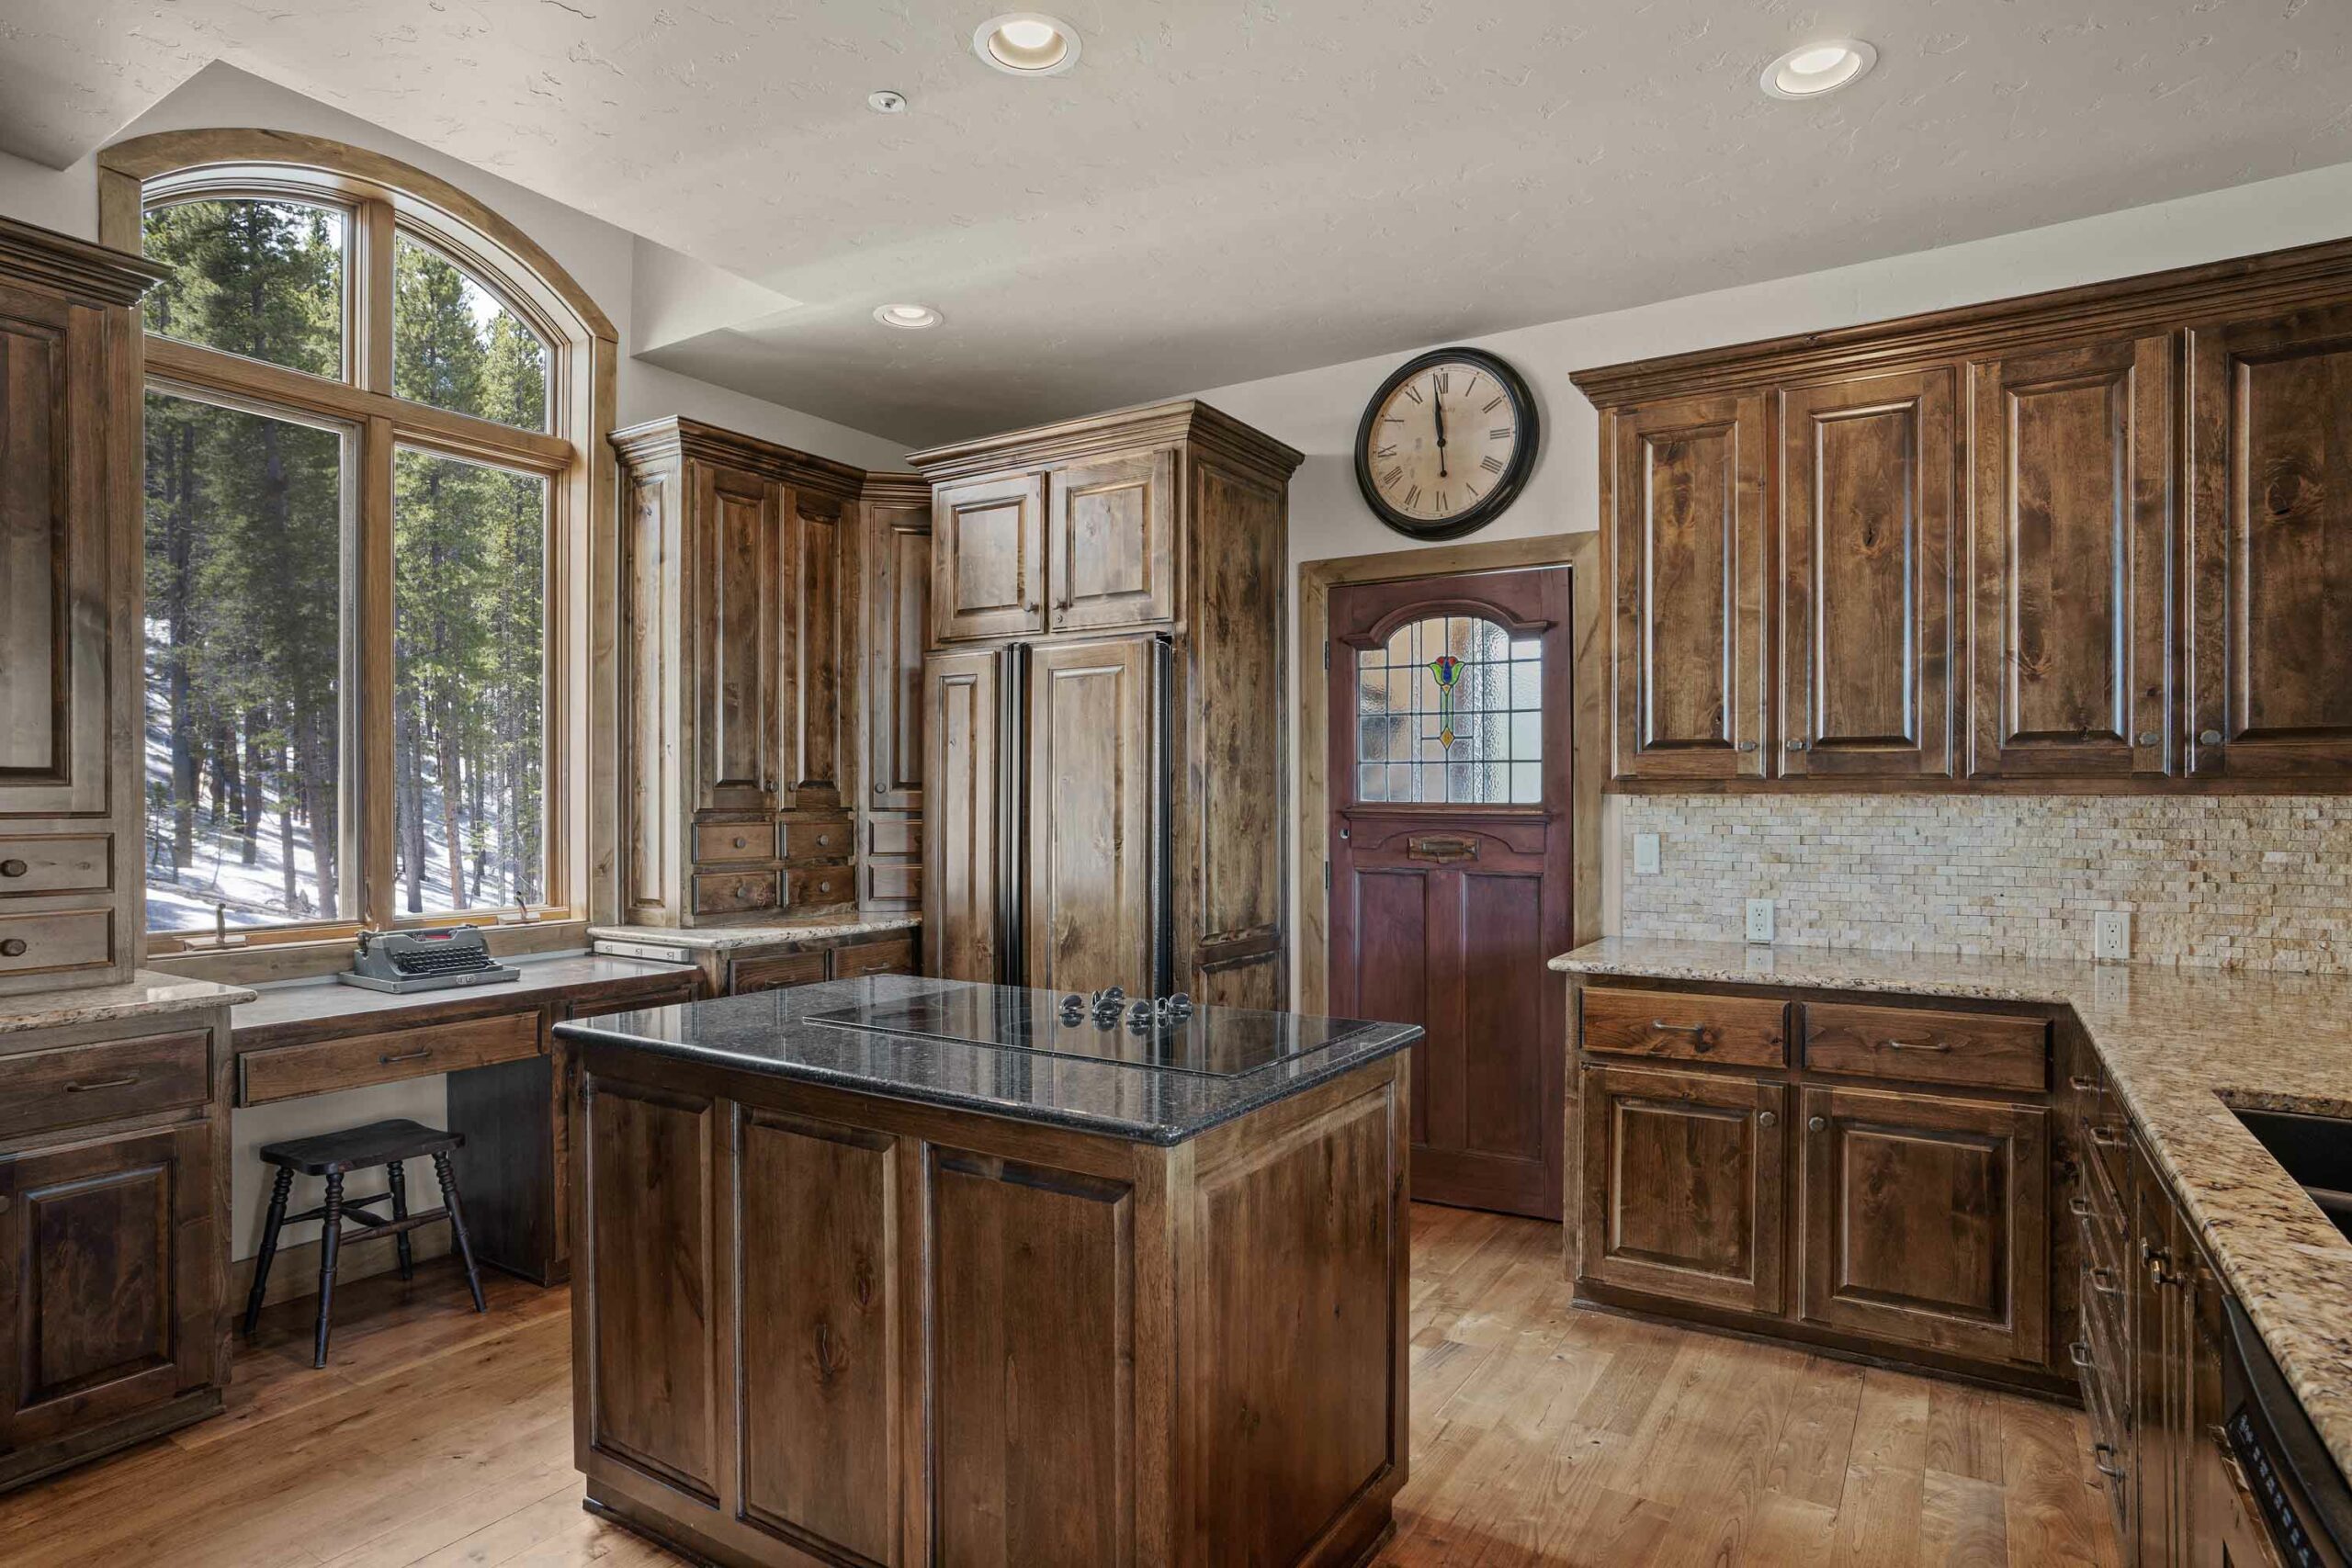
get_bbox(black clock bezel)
[1352,346,1541,541]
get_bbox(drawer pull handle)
[65,1075,139,1093]
[0,859,25,878]
[2092,1445,2126,1483]
[2088,1124,2123,1148]
[2069,1194,2093,1217]
[1649,1020,1713,1054]
[2091,1267,2121,1296]
[2068,1074,2100,1092]
[1879,1038,1951,1053]
[379,1049,433,1066]
[2069,1341,2095,1370]
[0,939,25,958]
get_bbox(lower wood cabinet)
[1578,1065,1785,1315]
[1797,1085,2050,1366]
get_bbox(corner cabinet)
[613,419,876,927]
[860,475,931,910]
[0,218,163,994]
[1579,236,2352,794]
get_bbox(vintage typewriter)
[336,926,522,994]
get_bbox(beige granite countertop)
[1551,937,2352,1483]
[0,970,257,1035]
[586,912,920,953]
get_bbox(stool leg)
[313,1172,345,1369]
[243,1168,294,1337]
[387,1161,413,1281]
[434,1152,487,1314]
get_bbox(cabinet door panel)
[1047,450,1175,632]
[1799,1086,2049,1365]
[1969,337,2173,778]
[2186,300,2352,776]
[1579,1064,1784,1315]
[933,475,1045,643]
[734,1109,900,1564]
[786,490,844,808]
[695,464,781,812]
[1607,393,1768,779]
[922,649,1002,983]
[1779,368,1957,778]
[0,1122,215,1450]
[865,502,931,812]
[1024,637,1157,998]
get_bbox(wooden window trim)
[103,130,620,973]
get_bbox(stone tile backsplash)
[1621,795,2352,973]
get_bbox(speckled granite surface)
[0,970,255,1035]
[585,913,920,952]
[1551,936,2352,1483]
[555,974,1419,1145]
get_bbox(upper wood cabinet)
[1577,236,2352,795]
[0,219,160,994]
[2184,298,2352,778]
[932,473,1046,643]
[1777,368,1957,780]
[1968,335,2173,780]
[1605,392,1769,781]
[1047,448,1176,632]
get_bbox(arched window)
[99,132,616,954]
[1356,613,1543,804]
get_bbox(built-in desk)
[232,953,702,1289]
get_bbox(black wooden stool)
[243,1119,487,1366]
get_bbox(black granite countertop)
[551,975,1422,1145]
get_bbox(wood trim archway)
[1295,531,1602,1017]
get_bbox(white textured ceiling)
[7,1,2352,445]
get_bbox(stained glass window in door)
[1356,615,1542,804]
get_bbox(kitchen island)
[553,976,1419,1568]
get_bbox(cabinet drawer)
[1802,1002,2048,1093]
[239,1011,541,1106]
[695,821,776,863]
[0,1030,211,1140]
[693,870,781,918]
[0,835,111,897]
[0,908,114,981]
[1581,987,1789,1067]
[867,817,921,858]
[786,866,851,908]
[731,951,827,995]
[779,817,850,863]
[865,861,922,905]
[831,936,914,979]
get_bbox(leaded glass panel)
[1354,614,1543,805]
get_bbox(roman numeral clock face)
[1354,349,1538,540]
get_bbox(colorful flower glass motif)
[1428,652,1464,750]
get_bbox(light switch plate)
[1633,833,1660,875]
[1745,898,1775,944]
[2095,910,2132,963]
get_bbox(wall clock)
[1353,346,1539,540]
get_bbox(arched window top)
[392,230,549,433]
[1355,613,1542,805]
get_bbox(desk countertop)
[232,951,699,1047]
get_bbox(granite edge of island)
[551,973,1424,1147]
[1548,934,2352,1489]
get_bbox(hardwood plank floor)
[0,1204,2121,1568]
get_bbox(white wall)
[1177,157,2352,976]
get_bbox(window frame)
[104,134,617,962]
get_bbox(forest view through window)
[139,181,563,941]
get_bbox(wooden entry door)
[1328,566,1573,1220]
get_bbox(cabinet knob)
[817,834,831,848]
[1757,1111,1778,1128]
[2136,731,2160,747]
[1785,739,1809,752]
[2199,729,2222,746]
[732,836,748,849]
[0,939,25,958]
[1806,1115,1826,1133]
[1736,740,1758,753]
[0,859,24,878]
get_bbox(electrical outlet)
[1633,832,1661,875]
[1745,897,1775,944]
[2094,910,2132,964]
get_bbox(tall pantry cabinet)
[908,401,1301,1009]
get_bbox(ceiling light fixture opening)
[866,88,910,114]
[1760,39,1878,99]
[874,303,944,330]
[973,12,1080,75]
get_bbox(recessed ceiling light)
[874,303,943,330]
[1759,39,1878,99]
[866,88,910,114]
[972,12,1080,76]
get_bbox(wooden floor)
[0,1204,2121,1568]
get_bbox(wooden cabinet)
[932,473,1046,643]
[2184,299,2352,778]
[1577,237,2352,794]
[922,649,1002,984]
[1968,335,2174,779]
[1046,449,1175,632]
[614,419,862,926]
[1777,368,1957,779]
[1797,1084,2050,1365]
[1578,1064,1785,1315]
[0,219,159,995]
[1023,636,1159,997]
[861,478,930,910]
[1605,392,1769,781]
